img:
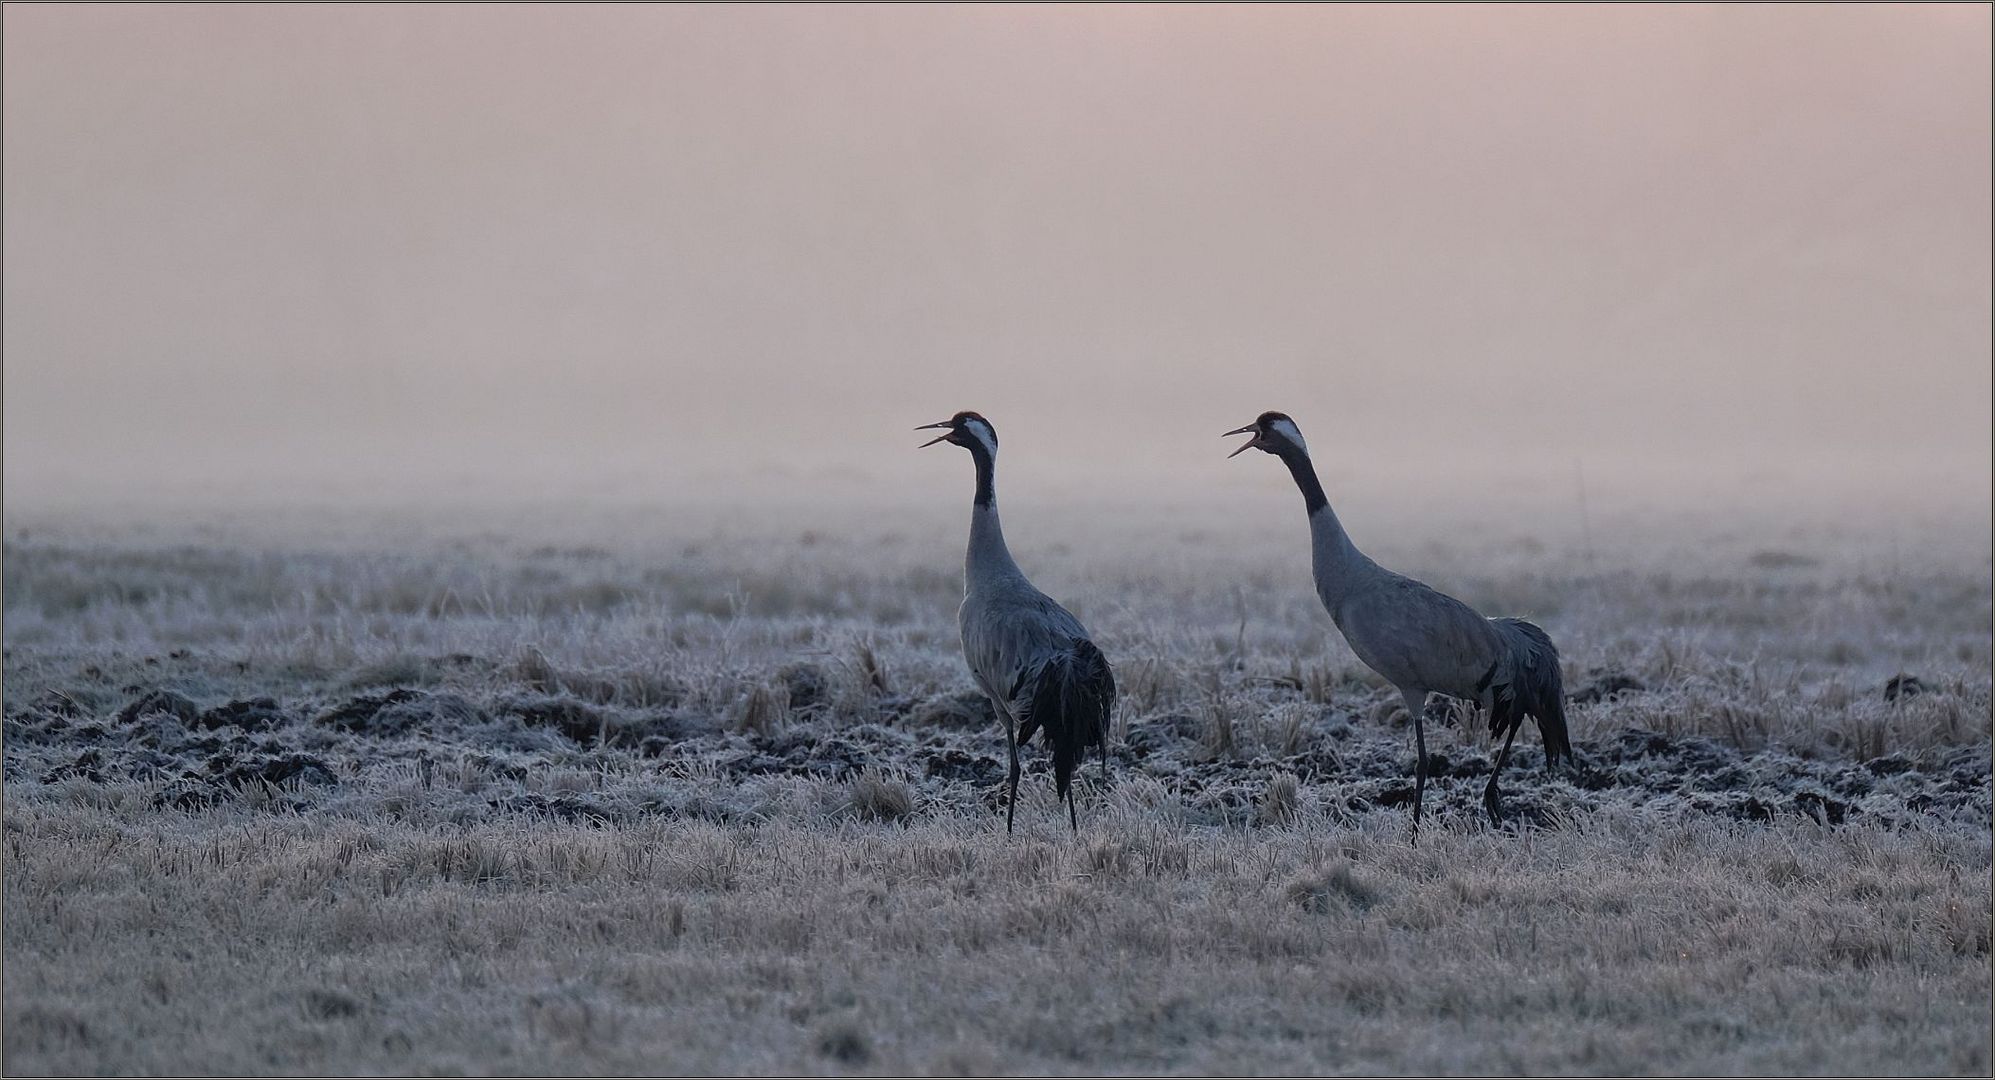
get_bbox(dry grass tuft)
[733,682,789,737]
[855,639,890,695]
[1274,703,1311,756]
[1286,860,1382,914]
[847,768,914,823]
[1258,771,1302,827]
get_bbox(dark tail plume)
[1016,640,1116,800]
[1486,618,1570,765]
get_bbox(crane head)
[915,411,998,455]
[1223,411,1307,459]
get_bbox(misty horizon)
[4,5,1989,512]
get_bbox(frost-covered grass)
[4,794,1988,1075]
[5,498,1987,760]
[2,499,1989,1074]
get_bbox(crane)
[919,411,1115,833]
[1224,411,1570,829]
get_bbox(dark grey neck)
[965,448,1023,587]
[1282,446,1372,610]
[1277,446,1328,516]
[968,442,995,508]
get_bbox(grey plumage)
[1227,411,1570,829]
[919,411,1114,833]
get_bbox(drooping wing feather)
[1012,637,1115,794]
[1484,617,1570,763]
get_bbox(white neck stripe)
[963,419,997,457]
[1270,418,1306,453]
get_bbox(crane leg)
[1484,722,1520,827]
[1402,688,1429,836]
[1067,788,1078,834]
[1004,720,1021,835]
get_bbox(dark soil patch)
[497,694,714,748]
[503,694,609,743]
[778,662,829,713]
[902,691,997,731]
[14,670,1989,830]
[117,690,200,726]
[198,697,288,731]
[317,690,482,737]
[1885,674,1925,701]
[208,751,338,790]
[1572,672,1647,705]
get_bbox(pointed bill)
[916,420,953,447]
[1223,423,1258,458]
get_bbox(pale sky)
[4,4,1988,508]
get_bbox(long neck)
[1279,447,1328,516]
[1279,446,1367,605]
[968,441,995,509]
[965,444,1022,584]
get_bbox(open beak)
[915,420,953,448]
[1222,423,1259,458]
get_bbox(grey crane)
[1223,411,1570,829]
[918,411,1115,833]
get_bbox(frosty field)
[2,496,1989,1074]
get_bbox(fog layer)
[5,5,1988,510]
